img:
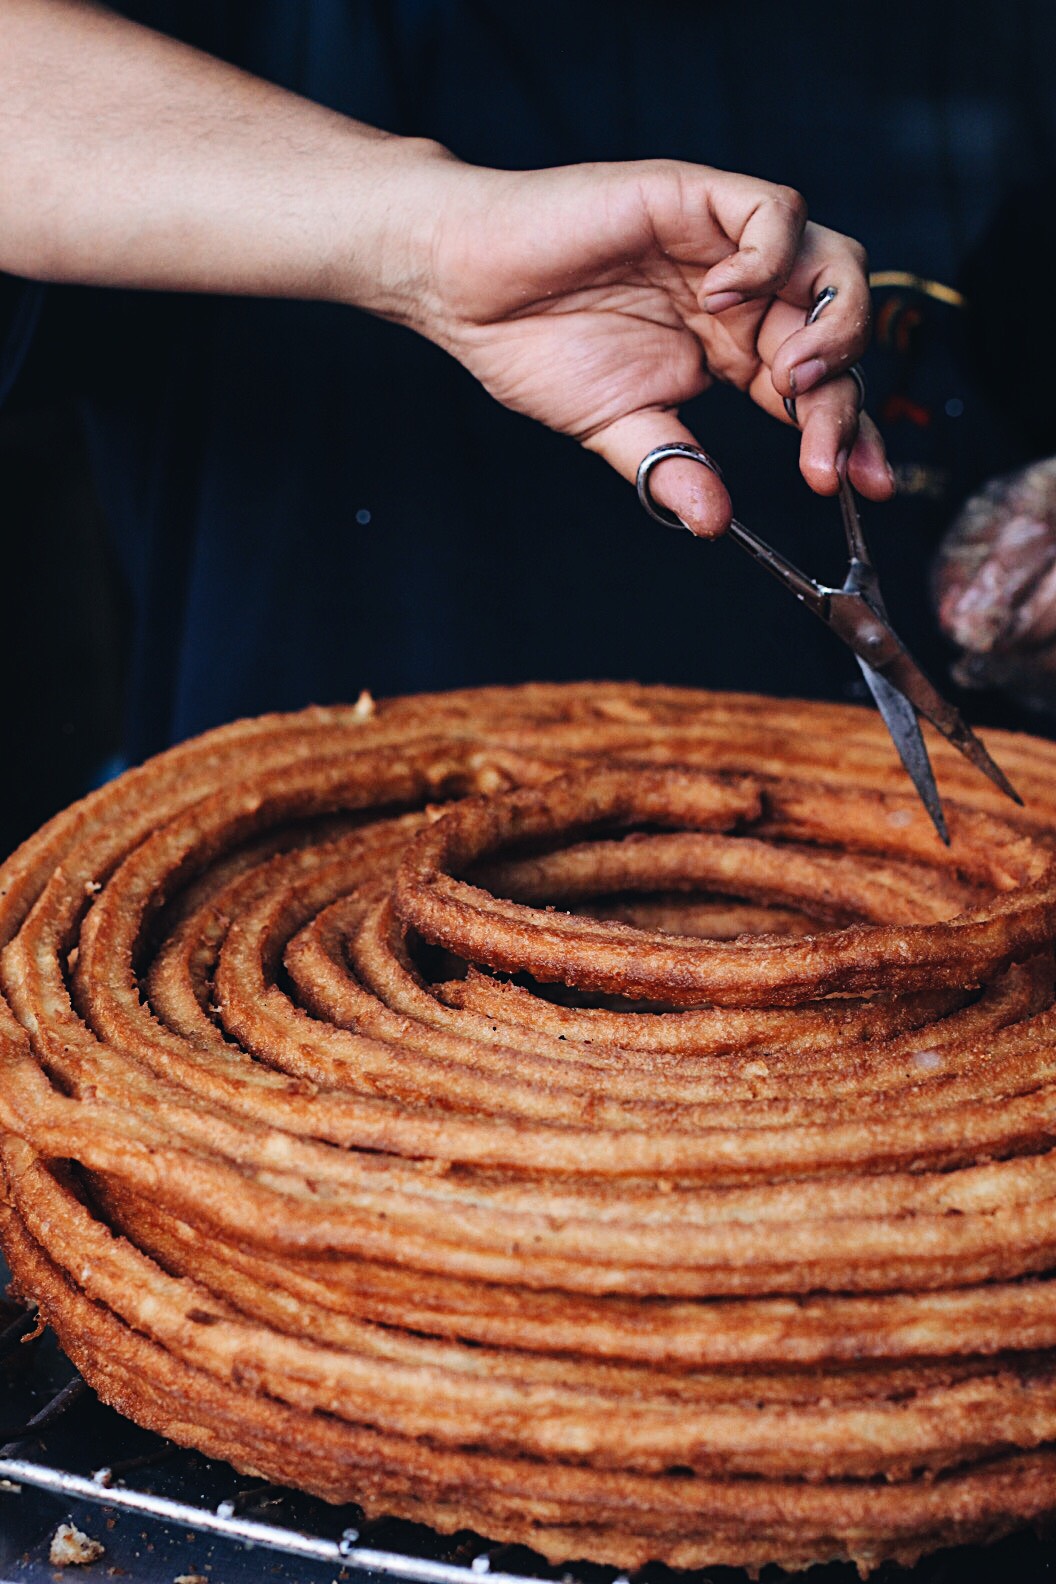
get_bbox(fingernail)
[704,290,746,313]
[836,448,849,482]
[886,462,897,491]
[790,357,826,395]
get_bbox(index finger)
[698,175,809,310]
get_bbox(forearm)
[0,2,889,527]
[0,0,452,325]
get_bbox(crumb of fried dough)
[49,1522,106,1565]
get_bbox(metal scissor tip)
[636,413,1022,840]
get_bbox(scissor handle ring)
[783,363,866,427]
[783,285,866,426]
[635,442,724,530]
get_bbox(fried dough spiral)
[4,683,1056,1573]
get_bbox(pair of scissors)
[635,292,1020,843]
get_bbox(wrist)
[322,133,466,336]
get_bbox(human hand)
[934,458,1056,709]
[0,5,890,539]
[423,158,894,535]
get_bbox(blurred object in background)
[927,168,1056,720]
[934,458,1056,713]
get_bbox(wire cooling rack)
[1,1284,1055,1584]
[0,1290,630,1584]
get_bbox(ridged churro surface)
[4,683,1056,1573]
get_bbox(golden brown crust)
[4,684,1056,1572]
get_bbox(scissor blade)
[855,659,949,842]
[726,518,830,618]
[878,656,1022,804]
[826,592,1023,806]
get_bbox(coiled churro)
[3,684,1056,1572]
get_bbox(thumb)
[583,411,732,538]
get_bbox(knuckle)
[708,348,754,389]
[804,378,856,418]
[772,185,808,224]
[837,240,870,287]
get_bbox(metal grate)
[1,1288,1054,1584]
[0,1293,627,1584]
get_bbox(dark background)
[3,0,1056,860]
